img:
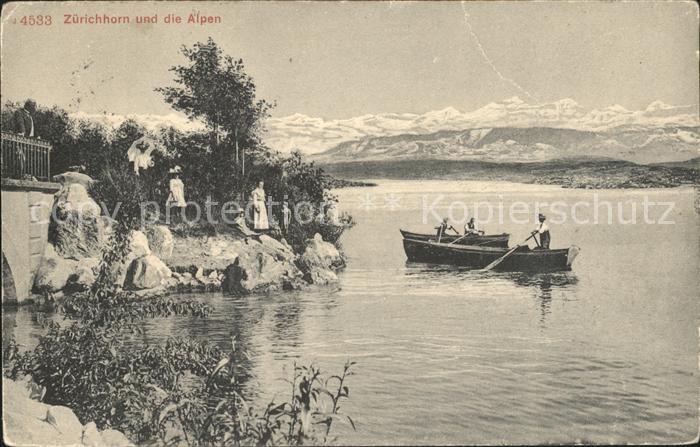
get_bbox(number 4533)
[14,15,53,25]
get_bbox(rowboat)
[402,237,579,272]
[399,229,510,248]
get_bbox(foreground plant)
[4,223,355,446]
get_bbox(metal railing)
[1,132,52,181]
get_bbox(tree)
[155,38,273,178]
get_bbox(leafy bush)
[4,299,355,445]
[4,221,356,446]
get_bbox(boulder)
[65,257,99,291]
[46,406,85,440]
[82,422,103,446]
[301,233,344,269]
[298,233,345,284]
[2,410,82,446]
[106,230,152,287]
[129,230,151,258]
[52,213,113,260]
[33,244,79,293]
[51,184,113,259]
[52,171,94,189]
[124,254,172,290]
[303,266,338,286]
[54,182,101,215]
[3,378,47,420]
[222,249,303,294]
[168,234,240,272]
[2,380,80,445]
[3,378,133,447]
[259,234,296,261]
[100,429,134,446]
[146,225,174,260]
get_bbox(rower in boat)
[532,213,551,249]
[435,217,459,242]
[464,217,485,236]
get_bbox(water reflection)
[403,263,578,328]
[507,272,579,328]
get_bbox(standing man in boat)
[533,213,551,249]
[435,217,458,242]
[464,217,485,236]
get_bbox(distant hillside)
[321,157,698,189]
[651,157,700,169]
[311,126,700,165]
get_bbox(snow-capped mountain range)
[311,126,700,164]
[70,97,699,163]
[267,97,699,155]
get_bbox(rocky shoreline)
[27,172,346,305]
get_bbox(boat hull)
[399,230,509,248]
[402,238,577,272]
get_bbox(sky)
[1,1,698,119]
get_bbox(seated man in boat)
[464,217,485,236]
[435,217,458,241]
[532,213,551,249]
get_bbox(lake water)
[6,180,699,444]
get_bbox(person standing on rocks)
[281,202,292,234]
[167,168,186,224]
[251,180,269,231]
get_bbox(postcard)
[1,1,698,445]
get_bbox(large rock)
[222,250,302,294]
[52,171,94,189]
[129,230,151,258]
[169,234,242,272]
[223,234,306,293]
[46,406,85,440]
[146,225,174,260]
[54,183,101,215]
[52,213,113,260]
[124,254,172,290]
[51,183,112,259]
[100,429,134,446]
[169,232,307,294]
[82,422,103,446]
[106,230,152,287]
[3,377,133,446]
[33,244,79,293]
[65,257,99,292]
[298,233,345,285]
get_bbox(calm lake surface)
[7,180,699,444]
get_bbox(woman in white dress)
[167,171,186,222]
[251,181,269,231]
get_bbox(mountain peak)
[606,104,630,113]
[645,100,674,112]
[426,106,462,117]
[502,96,525,105]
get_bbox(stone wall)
[1,179,61,303]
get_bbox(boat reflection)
[506,271,578,327]
[403,262,578,328]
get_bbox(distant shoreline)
[322,158,699,190]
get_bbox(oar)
[481,233,536,271]
[447,233,469,246]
